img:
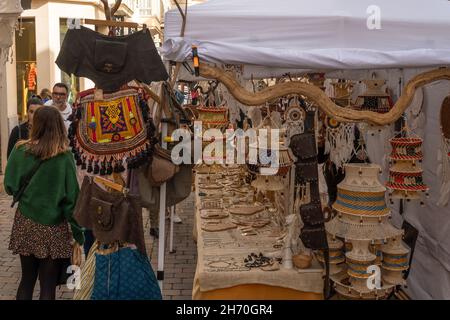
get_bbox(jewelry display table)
[192,170,324,300]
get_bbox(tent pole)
[170,0,189,88]
[169,205,176,253]
[157,116,168,290]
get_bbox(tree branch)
[110,0,123,17]
[100,0,111,20]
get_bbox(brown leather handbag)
[299,201,327,226]
[73,176,146,255]
[147,145,179,186]
[289,132,317,160]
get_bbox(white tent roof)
[162,0,450,70]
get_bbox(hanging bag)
[91,246,162,300]
[147,145,180,186]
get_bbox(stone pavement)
[0,189,197,300]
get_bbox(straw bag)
[57,242,83,286]
[73,241,100,300]
[147,145,179,186]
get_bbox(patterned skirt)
[8,210,73,259]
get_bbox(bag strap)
[323,248,331,299]
[401,220,419,280]
[11,159,44,208]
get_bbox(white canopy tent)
[163,0,450,71]
[163,0,450,300]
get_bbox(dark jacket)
[7,123,29,159]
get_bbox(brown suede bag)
[73,176,146,255]
[147,145,179,186]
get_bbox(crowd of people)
[4,83,83,300]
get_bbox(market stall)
[163,0,450,299]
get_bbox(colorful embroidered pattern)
[76,88,148,157]
[100,102,127,134]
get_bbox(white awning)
[162,0,450,71]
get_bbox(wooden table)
[192,171,324,300]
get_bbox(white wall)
[1,37,18,172]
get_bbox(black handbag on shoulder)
[11,159,44,208]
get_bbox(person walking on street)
[7,97,43,158]
[44,83,72,130]
[39,88,52,104]
[4,106,84,300]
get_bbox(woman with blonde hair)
[4,106,84,300]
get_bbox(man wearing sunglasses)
[44,83,72,130]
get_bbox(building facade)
[0,0,174,171]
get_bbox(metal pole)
[169,205,176,253]
[157,118,168,289]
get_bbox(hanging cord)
[170,0,189,88]
[394,75,406,215]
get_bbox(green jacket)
[4,145,84,245]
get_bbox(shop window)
[15,18,36,120]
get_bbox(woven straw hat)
[337,163,386,193]
[331,270,395,299]
[332,163,390,217]
[326,214,402,241]
[380,235,409,255]
[345,239,376,262]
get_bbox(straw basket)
[196,106,229,130]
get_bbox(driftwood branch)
[100,0,111,20]
[110,0,122,17]
[140,82,161,105]
[199,64,450,125]
[101,0,122,20]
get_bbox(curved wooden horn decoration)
[140,82,161,105]
[199,64,450,126]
